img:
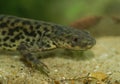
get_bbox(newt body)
[0,15,96,75]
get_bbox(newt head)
[54,26,96,51]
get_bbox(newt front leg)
[17,42,50,76]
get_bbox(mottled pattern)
[0,15,95,51]
[0,15,96,75]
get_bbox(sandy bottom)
[0,18,120,84]
[0,36,119,84]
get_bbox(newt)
[0,15,96,75]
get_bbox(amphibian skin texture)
[0,15,96,75]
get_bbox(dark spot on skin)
[8,27,20,36]
[23,29,28,34]
[45,44,51,47]
[3,43,10,47]
[41,41,46,46]
[31,31,36,37]
[42,22,50,26]
[14,27,20,32]
[27,53,35,61]
[23,28,36,37]
[29,25,33,30]
[10,65,15,68]
[53,42,56,45]
[14,33,21,40]
[73,38,78,42]
[8,16,15,19]
[3,47,6,50]
[45,34,50,37]
[2,31,6,35]
[6,20,10,24]
[11,32,22,42]
[30,42,34,45]
[8,29,14,35]
[67,41,71,44]
[37,38,40,42]
[35,24,41,29]
[14,19,21,23]
[9,45,12,48]
[0,23,7,28]
[12,44,16,47]
[17,42,28,51]
[20,68,23,70]
[23,28,28,34]
[10,39,15,42]
[51,25,55,28]
[54,25,61,28]
[53,25,64,35]
[34,21,39,25]
[21,36,25,39]
[22,20,31,25]
[10,22,15,26]
[32,39,35,43]
[0,15,5,21]
[43,27,49,32]
[37,31,42,36]
[3,36,9,41]
[26,38,30,42]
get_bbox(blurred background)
[0,0,120,25]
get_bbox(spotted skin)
[0,15,96,75]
